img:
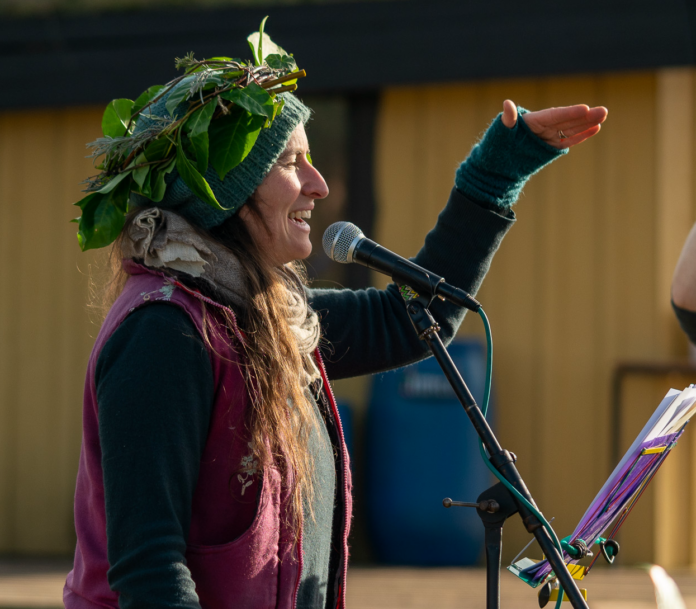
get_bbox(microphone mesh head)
[322,221,364,263]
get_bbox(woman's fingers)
[522,104,608,148]
[528,104,591,125]
[556,124,602,149]
[533,104,606,126]
[524,105,607,130]
[552,107,608,133]
[499,100,608,148]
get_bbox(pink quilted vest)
[64,262,352,609]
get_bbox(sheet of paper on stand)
[508,385,696,588]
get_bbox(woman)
[63,51,607,609]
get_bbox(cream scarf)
[122,208,322,385]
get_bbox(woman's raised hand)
[501,99,608,149]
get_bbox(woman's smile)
[287,207,313,233]
[288,209,312,225]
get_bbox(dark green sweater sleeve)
[96,303,214,609]
[310,113,566,380]
[310,188,515,380]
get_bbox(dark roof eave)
[0,0,693,109]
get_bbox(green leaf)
[247,20,289,65]
[133,176,151,199]
[220,83,274,119]
[74,183,128,251]
[258,16,268,67]
[112,177,131,214]
[189,132,209,174]
[144,137,173,162]
[102,99,135,138]
[136,157,175,202]
[306,152,313,165]
[148,158,176,203]
[179,101,214,172]
[265,54,297,72]
[74,192,101,251]
[271,97,285,122]
[247,40,259,66]
[184,101,216,138]
[202,72,225,90]
[74,191,100,211]
[132,164,154,199]
[176,139,224,210]
[208,107,266,181]
[221,70,245,80]
[96,185,128,233]
[165,75,196,116]
[132,85,165,117]
[247,17,268,66]
[133,164,151,190]
[96,170,131,194]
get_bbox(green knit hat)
[130,91,310,230]
[73,18,309,251]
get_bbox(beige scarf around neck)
[122,207,322,385]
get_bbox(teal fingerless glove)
[455,107,567,209]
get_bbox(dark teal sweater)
[96,113,565,609]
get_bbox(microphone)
[322,222,481,312]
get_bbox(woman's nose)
[302,163,329,200]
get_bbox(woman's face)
[240,124,329,266]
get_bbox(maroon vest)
[64,262,352,609]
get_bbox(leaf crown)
[74,17,306,252]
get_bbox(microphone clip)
[393,260,444,306]
[391,258,481,312]
[398,286,442,342]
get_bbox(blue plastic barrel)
[365,338,492,565]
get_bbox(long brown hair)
[94,200,322,535]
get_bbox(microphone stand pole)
[402,294,589,609]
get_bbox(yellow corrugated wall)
[374,69,696,565]
[1,69,696,564]
[0,106,102,554]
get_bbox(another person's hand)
[501,100,608,149]
[673,223,696,313]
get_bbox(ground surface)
[1,558,695,608]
